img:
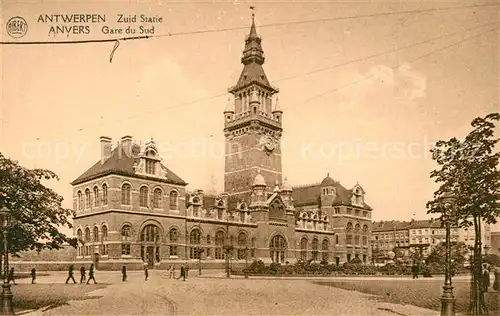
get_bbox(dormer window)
[145,159,156,175]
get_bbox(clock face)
[262,136,275,154]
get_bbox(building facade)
[372,219,492,264]
[71,16,373,270]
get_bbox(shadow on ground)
[313,280,499,314]
[12,283,107,313]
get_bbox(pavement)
[18,270,440,316]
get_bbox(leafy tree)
[0,153,76,274]
[425,241,468,266]
[427,113,500,315]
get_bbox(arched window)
[269,234,287,264]
[169,228,179,256]
[121,224,132,241]
[189,228,201,259]
[215,230,225,259]
[141,224,160,243]
[77,229,83,241]
[153,188,162,208]
[169,190,178,210]
[93,186,99,207]
[77,191,83,210]
[102,184,108,205]
[121,224,132,255]
[300,237,308,261]
[312,238,319,262]
[322,239,329,262]
[121,184,131,205]
[139,186,149,207]
[346,222,353,245]
[93,226,99,242]
[102,225,108,241]
[354,224,361,246]
[237,232,248,259]
[362,224,369,245]
[85,189,91,209]
[84,227,91,242]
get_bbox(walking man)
[178,264,186,281]
[86,263,97,284]
[144,261,149,281]
[65,264,77,284]
[30,267,36,284]
[80,266,86,283]
[411,262,419,279]
[7,267,17,285]
[122,265,127,282]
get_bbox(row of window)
[77,185,108,210]
[77,225,108,242]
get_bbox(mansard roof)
[292,181,373,209]
[372,219,444,232]
[71,146,187,186]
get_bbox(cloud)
[369,63,427,100]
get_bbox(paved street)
[17,270,439,316]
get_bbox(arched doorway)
[140,224,161,268]
[269,234,287,263]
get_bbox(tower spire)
[249,6,257,39]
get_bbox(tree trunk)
[468,214,488,315]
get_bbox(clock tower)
[223,13,283,205]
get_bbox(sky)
[1,0,499,235]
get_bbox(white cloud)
[369,63,427,100]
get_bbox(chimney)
[120,135,133,158]
[100,136,112,164]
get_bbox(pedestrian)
[411,263,419,279]
[86,263,97,284]
[80,266,86,283]
[144,261,149,281]
[172,266,176,279]
[185,262,189,279]
[482,263,490,292]
[168,265,172,279]
[177,264,185,281]
[65,264,77,284]
[30,267,36,284]
[493,265,500,292]
[7,267,16,285]
[122,265,127,282]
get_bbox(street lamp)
[197,246,204,276]
[440,192,457,316]
[0,207,13,315]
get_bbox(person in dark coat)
[86,263,97,284]
[122,265,127,282]
[177,264,186,281]
[7,267,16,285]
[80,266,86,283]
[185,262,189,279]
[65,264,77,284]
[482,264,490,292]
[144,261,149,281]
[31,268,36,284]
[411,263,419,279]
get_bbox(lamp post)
[440,193,457,316]
[197,247,204,276]
[0,207,13,315]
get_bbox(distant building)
[372,218,492,264]
[70,15,373,270]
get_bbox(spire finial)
[248,6,258,38]
[327,172,330,177]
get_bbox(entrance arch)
[140,224,162,268]
[269,234,287,263]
